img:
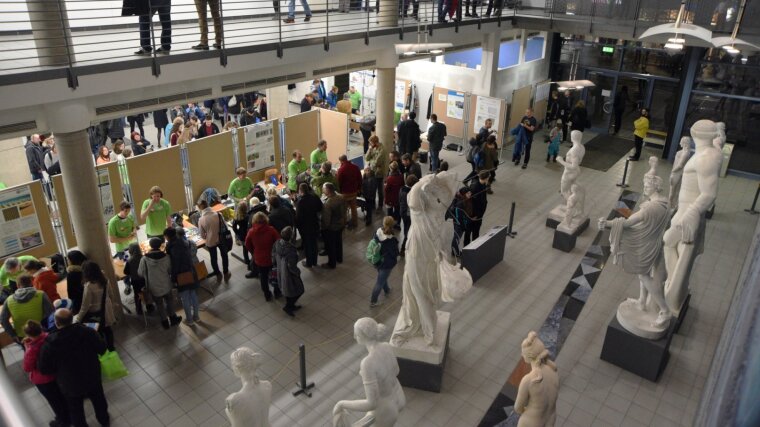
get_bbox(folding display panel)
[0,180,58,264]
[126,146,186,222]
[187,132,236,201]
[236,120,282,184]
[318,109,350,165]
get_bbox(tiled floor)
[3,135,757,427]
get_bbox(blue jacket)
[326,92,338,108]
[510,124,529,155]
[185,106,205,121]
[374,229,399,270]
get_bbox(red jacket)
[245,223,280,267]
[384,173,404,207]
[337,161,362,195]
[23,333,55,385]
[33,269,61,303]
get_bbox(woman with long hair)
[77,261,115,351]
[169,117,183,147]
[95,145,111,165]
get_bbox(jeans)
[430,148,440,172]
[360,129,371,153]
[194,0,222,45]
[207,244,229,275]
[364,196,374,225]
[466,219,482,245]
[31,171,44,182]
[301,231,318,266]
[371,268,392,303]
[401,215,411,251]
[288,0,312,18]
[154,293,175,322]
[513,140,533,164]
[138,6,172,50]
[179,289,199,321]
[37,381,70,425]
[387,206,400,224]
[65,383,109,427]
[257,265,278,298]
[285,295,301,310]
[374,177,384,208]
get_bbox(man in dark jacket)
[295,183,323,268]
[300,94,314,113]
[320,183,346,269]
[198,115,220,138]
[401,153,422,180]
[426,114,447,172]
[25,134,45,181]
[152,109,169,147]
[107,118,126,145]
[124,0,172,55]
[38,308,109,427]
[469,171,490,243]
[336,155,362,229]
[402,112,422,155]
[268,196,295,233]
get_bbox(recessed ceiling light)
[667,37,685,44]
[429,49,443,54]
[402,51,417,56]
[664,42,683,50]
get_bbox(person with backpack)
[398,174,418,257]
[480,135,498,193]
[446,187,474,257]
[368,216,399,307]
[464,137,483,184]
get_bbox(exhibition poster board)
[394,80,409,112]
[446,90,465,120]
[283,110,320,170]
[187,132,236,201]
[126,145,186,223]
[318,109,350,165]
[509,85,533,131]
[0,180,57,264]
[469,95,506,145]
[532,80,552,126]
[51,175,77,249]
[237,120,282,184]
[432,86,464,138]
[95,162,123,225]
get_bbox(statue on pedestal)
[514,331,558,427]
[662,120,721,315]
[559,184,585,231]
[226,347,271,427]
[557,130,586,205]
[668,137,694,212]
[333,318,406,427]
[599,159,672,339]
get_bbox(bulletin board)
[318,109,349,165]
[532,80,552,127]
[187,133,236,201]
[469,95,507,145]
[509,85,533,131]
[432,86,464,138]
[126,146,186,223]
[237,120,282,184]
[51,175,76,249]
[95,161,124,222]
[283,110,320,167]
[0,180,58,265]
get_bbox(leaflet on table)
[473,96,501,134]
[243,121,276,173]
[0,185,44,258]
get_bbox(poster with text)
[394,80,406,112]
[244,121,276,173]
[446,90,464,120]
[473,96,502,133]
[97,168,115,224]
[0,185,43,258]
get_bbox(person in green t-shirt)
[228,167,255,202]
[140,185,173,238]
[108,201,137,260]
[310,140,328,175]
[287,150,309,192]
[349,86,362,113]
[0,255,38,300]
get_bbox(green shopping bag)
[99,350,129,382]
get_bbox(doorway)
[611,76,649,137]
[584,70,615,133]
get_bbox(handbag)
[227,95,237,107]
[176,270,195,287]
[99,350,129,381]
[218,213,234,251]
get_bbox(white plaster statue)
[514,331,558,427]
[599,161,672,339]
[225,347,271,427]
[662,120,721,315]
[390,171,472,347]
[559,183,586,231]
[333,318,406,427]
[556,130,586,205]
[668,137,694,211]
[715,122,726,150]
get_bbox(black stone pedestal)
[546,217,560,229]
[552,229,576,252]
[673,293,691,334]
[600,316,676,381]
[395,324,450,393]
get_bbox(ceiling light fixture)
[639,1,713,49]
[711,1,760,55]
[664,42,684,50]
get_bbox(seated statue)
[514,331,559,427]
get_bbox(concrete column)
[26,0,74,67]
[481,31,502,97]
[375,67,397,154]
[265,85,290,120]
[47,101,123,319]
[378,0,399,28]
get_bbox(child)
[370,217,399,307]
[232,201,252,266]
[361,167,377,226]
[22,320,70,427]
[547,120,562,162]
[126,242,153,315]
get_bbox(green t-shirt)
[228,177,254,201]
[0,255,37,289]
[350,91,362,110]
[310,149,328,174]
[108,214,136,252]
[287,159,308,191]
[141,198,172,237]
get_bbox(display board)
[95,162,123,224]
[532,80,552,126]
[0,181,57,264]
[51,175,77,249]
[283,110,320,170]
[318,109,350,165]
[242,122,276,174]
[187,133,236,201]
[469,95,507,145]
[432,86,464,138]
[509,85,533,131]
[126,146,186,223]
[237,120,282,184]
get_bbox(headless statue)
[226,347,271,427]
[662,120,721,315]
[333,318,406,427]
[556,130,586,205]
[514,331,558,427]
[668,137,694,212]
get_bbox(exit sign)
[602,46,615,54]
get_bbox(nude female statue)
[514,331,559,427]
[226,347,271,427]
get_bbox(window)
[498,39,521,69]
[524,36,545,63]
[442,48,483,69]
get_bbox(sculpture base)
[546,205,565,229]
[461,225,508,283]
[552,219,588,252]
[600,315,676,382]
[616,300,671,340]
[557,217,590,236]
[673,293,691,334]
[392,311,450,393]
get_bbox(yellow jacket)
[634,116,649,139]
